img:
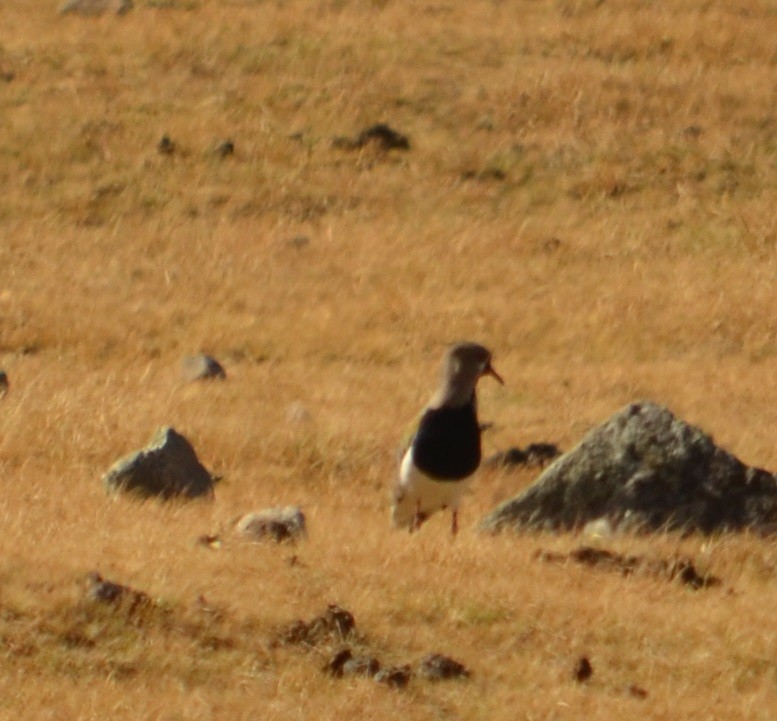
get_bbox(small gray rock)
[81,571,152,612]
[236,506,306,542]
[181,354,226,382]
[285,402,313,424]
[59,0,132,15]
[103,426,215,500]
[83,571,127,603]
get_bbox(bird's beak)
[484,362,504,385]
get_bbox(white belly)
[391,448,471,529]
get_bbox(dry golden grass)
[2,0,777,717]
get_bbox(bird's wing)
[395,408,426,462]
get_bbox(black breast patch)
[411,402,481,481]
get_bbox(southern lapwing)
[391,342,504,535]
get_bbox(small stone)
[541,236,563,252]
[102,426,215,500]
[355,124,410,151]
[214,140,235,158]
[59,0,132,15]
[375,665,412,688]
[0,370,8,397]
[287,235,310,250]
[236,506,306,542]
[574,656,593,682]
[333,123,410,152]
[181,354,226,382]
[484,447,528,468]
[83,572,126,603]
[417,653,471,680]
[285,402,313,424]
[627,684,649,699]
[81,571,152,613]
[582,518,614,542]
[524,443,562,467]
[484,444,561,469]
[476,115,495,131]
[158,135,176,155]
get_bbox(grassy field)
[1,0,777,718]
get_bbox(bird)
[391,342,504,535]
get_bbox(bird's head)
[435,341,504,406]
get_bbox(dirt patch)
[274,604,356,647]
[275,604,470,689]
[535,545,721,589]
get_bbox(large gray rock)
[103,427,215,500]
[59,0,132,14]
[480,401,777,535]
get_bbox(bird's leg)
[411,501,428,533]
[451,510,459,536]
[410,501,421,533]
